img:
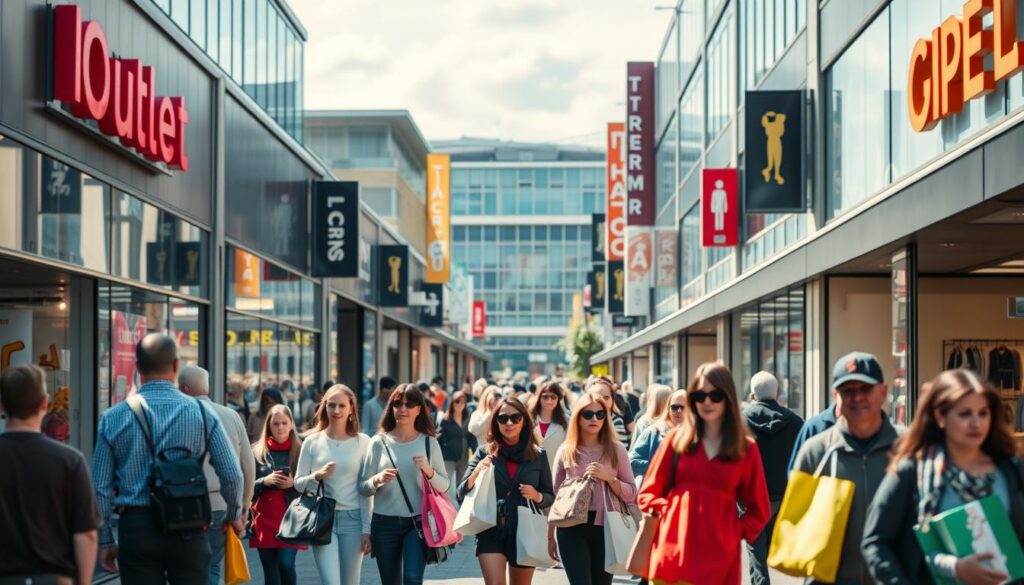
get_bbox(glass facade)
[706,5,735,144]
[743,0,806,90]
[736,287,805,415]
[303,124,427,197]
[451,167,604,217]
[151,0,304,140]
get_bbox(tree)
[556,316,604,380]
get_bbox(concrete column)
[210,77,226,403]
[804,278,828,419]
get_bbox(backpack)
[127,394,212,532]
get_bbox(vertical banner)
[591,213,606,262]
[426,153,451,283]
[175,242,202,286]
[311,181,360,277]
[744,90,805,212]
[607,260,625,314]
[471,300,486,337]
[605,123,626,262]
[586,265,605,315]
[40,158,82,214]
[420,283,444,327]
[624,62,655,317]
[701,168,740,247]
[233,249,260,298]
[655,229,677,288]
[378,245,409,307]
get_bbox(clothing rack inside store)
[942,339,1024,431]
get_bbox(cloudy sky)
[290,1,670,146]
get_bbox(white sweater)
[295,431,372,534]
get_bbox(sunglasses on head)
[392,400,420,410]
[496,413,523,425]
[689,389,727,404]
[669,404,687,413]
[580,409,607,421]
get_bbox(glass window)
[706,6,735,144]
[243,0,255,91]
[679,71,704,181]
[681,204,701,285]
[267,9,278,118]
[171,0,190,32]
[190,0,206,49]
[658,20,679,134]
[657,116,678,213]
[256,0,268,107]
[680,0,704,84]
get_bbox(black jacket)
[437,416,478,463]
[742,399,803,500]
[456,445,554,537]
[862,456,1024,585]
[252,449,299,505]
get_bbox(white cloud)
[291,0,670,146]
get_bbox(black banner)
[420,283,444,327]
[40,157,82,214]
[378,245,408,307]
[176,242,202,287]
[612,315,638,327]
[744,90,804,213]
[587,263,606,315]
[591,213,606,262]
[146,242,173,285]
[607,260,625,314]
[311,181,360,277]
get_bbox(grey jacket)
[793,417,899,585]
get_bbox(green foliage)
[556,316,604,380]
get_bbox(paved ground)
[243,537,803,584]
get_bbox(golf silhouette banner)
[744,90,804,213]
[378,245,409,307]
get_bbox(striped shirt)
[91,380,243,544]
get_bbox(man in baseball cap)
[791,352,897,585]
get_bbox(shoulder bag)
[626,448,679,577]
[548,475,594,528]
[384,436,453,565]
[277,479,336,546]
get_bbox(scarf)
[267,436,292,451]
[498,435,529,463]
[917,445,996,523]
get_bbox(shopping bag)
[276,480,336,546]
[421,475,463,547]
[602,485,639,576]
[548,476,593,528]
[454,463,498,535]
[224,526,251,585]
[516,500,558,569]
[768,449,855,582]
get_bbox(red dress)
[637,429,770,585]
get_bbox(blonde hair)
[252,404,302,474]
[562,393,618,469]
[644,384,673,422]
[656,389,688,431]
[480,385,501,413]
[305,384,360,438]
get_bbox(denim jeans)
[313,509,365,585]
[205,510,228,585]
[747,501,781,585]
[257,548,298,585]
[370,514,426,585]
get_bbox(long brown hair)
[890,369,1015,470]
[562,392,619,468]
[379,383,437,437]
[487,398,541,461]
[444,390,468,423]
[671,362,749,461]
[251,404,302,473]
[305,384,361,437]
[528,381,569,429]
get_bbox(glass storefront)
[736,287,806,414]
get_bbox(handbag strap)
[812,446,841,478]
[382,438,417,516]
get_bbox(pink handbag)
[421,475,463,547]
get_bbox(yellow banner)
[426,153,451,283]
[234,250,260,298]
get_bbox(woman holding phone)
[249,404,305,585]
[458,398,554,585]
[359,384,449,585]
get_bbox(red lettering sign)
[53,5,189,171]
[701,169,739,247]
[471,301,486,337]
[605,122,627,261]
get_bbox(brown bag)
[547,476,593,528]
[626,448,680,578]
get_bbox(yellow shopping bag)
[767,448,855,583]
[225,527,251,585]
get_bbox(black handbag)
[276,480,336,546]
[383,437,452,565]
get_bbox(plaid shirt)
[91,380,243,544]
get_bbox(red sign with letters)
[471,301,486,337]
[53,5,190,171]
[701,168,739,247]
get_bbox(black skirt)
[474,522,530,568]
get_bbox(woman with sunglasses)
[549,393,637,585]
[358,384,449,585]
[528,381,569,474]
[458,398,554,585]
[629,389,686,483]
[637,362,769,585]
[438,390,477,492]
[585,376,631,447]
[863,370,1024,585]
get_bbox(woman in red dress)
[638,362,770,585]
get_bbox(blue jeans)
[370,514,426,585]
[313,509,365,585]
[257,548,298,585]
[746,501,781,585]
[206,510,228,585]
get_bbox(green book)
[914,494,1024,583]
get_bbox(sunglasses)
[580,410,607,421]
[392,400,421,410]
[690,389,727,404]
[496,413,524,425]
[669,404,686,413]
[540,394,559,401]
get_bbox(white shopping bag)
[453,463,497,535]
[602,487,639,575]
[516,501,557,569]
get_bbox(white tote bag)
[516,501,557,569]
[602,485,639,575]
[453,463,497,535]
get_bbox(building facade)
[434,139,605,376]
[594,0,1024,434]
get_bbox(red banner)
[626,62,655,227]
[605,123,626,261]
[701,168,739,247]
[471,300,486,337]
[111,311,147,405]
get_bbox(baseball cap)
[832,352,883,389]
